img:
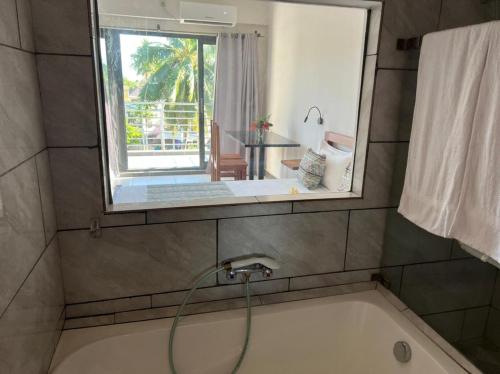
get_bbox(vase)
[256,128,265,143]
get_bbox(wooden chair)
[210,121,248,181]
[281,131,355,170]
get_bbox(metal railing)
[125,101,211,154]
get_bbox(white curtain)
[214,33,260,153]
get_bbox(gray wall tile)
[346,208,450,270]
[66,296,151,318]
[152,279,289,307]
[422,310,465,343]
[290,268,381,290]
[486,307,500,347]
[114,297,259,325]
[100,212,146,228]
[37,55,98,147]
[345,209,387,270]
[218,212,348,283]
[0,159,45,314]
[461,307,489,341]
[450,240,473,259]
[49,148,145,230]
[400,259,497,315]
[380,266,404,295]
[31,0,91,55]
[59,221,217,303]
[147,202,292,223]
[370,69,417,141]
[491,272,500,309]
[439,0,497,30]
[260,282,376,305]
[35,150,57,244]
[64,314,114,330]
[0,47,45,175]
[381,209,452,266]
[0,240,64,374]
[378,0,441,69]
[49,147,102,230]
[0,0,20,48]
[16,0,35,51]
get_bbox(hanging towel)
[398,21,500,262]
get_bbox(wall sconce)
[304,106,324,125]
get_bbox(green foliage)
[131,38,212,103]
[126,123,143,145]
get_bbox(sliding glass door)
[100,29,216,174]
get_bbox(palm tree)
[132,38,199,102]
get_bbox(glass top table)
[225,130,300,180]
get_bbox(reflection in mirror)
[93,0,370,209]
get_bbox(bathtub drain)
[393,341,412,363]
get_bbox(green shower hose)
[168,267,252,374]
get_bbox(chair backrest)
[324,131,355,151]
[210,121,221,181]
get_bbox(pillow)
[319,140,353,192]
[297,149,326,189]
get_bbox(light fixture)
[304,106,324,125]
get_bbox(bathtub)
[50,290,472,374]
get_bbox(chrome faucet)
[222,256,280,281]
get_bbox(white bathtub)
[50,290,471,374]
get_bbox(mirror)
[93,0,377,210]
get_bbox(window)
[91,0,381,210]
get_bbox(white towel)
[398,21,500,262]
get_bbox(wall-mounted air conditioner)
[179,2,237,27]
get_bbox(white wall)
[98,0,271,25]
[265,2,366,178]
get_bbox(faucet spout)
[222,256,280,281]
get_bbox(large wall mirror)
[91,0,382,210]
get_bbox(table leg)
[249,147,255,180]
[258,146,266,180]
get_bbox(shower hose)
[168,266,252,374]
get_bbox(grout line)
[47,145,99,149]
[437,0,444,29]
[377,67,418,72]
[398,265,405,298]
[14,0,22,50]
[35,52,93,58]
[215,219,219,286]
[0,147,47,179]
[420,305,491,318]
[369,140,410,144]
[343,210,351,271]
[0,41,34,54]
[0,234,57,319]
[34,153,48,246]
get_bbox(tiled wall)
[0,0,65,372]
[31,0,498,355]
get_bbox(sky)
[100,34,169,81]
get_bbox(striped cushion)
[297,149,326,189]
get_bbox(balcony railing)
[125,101,211,154]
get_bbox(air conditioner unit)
[179,2,237,27]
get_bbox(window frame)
[90,0,383,212]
